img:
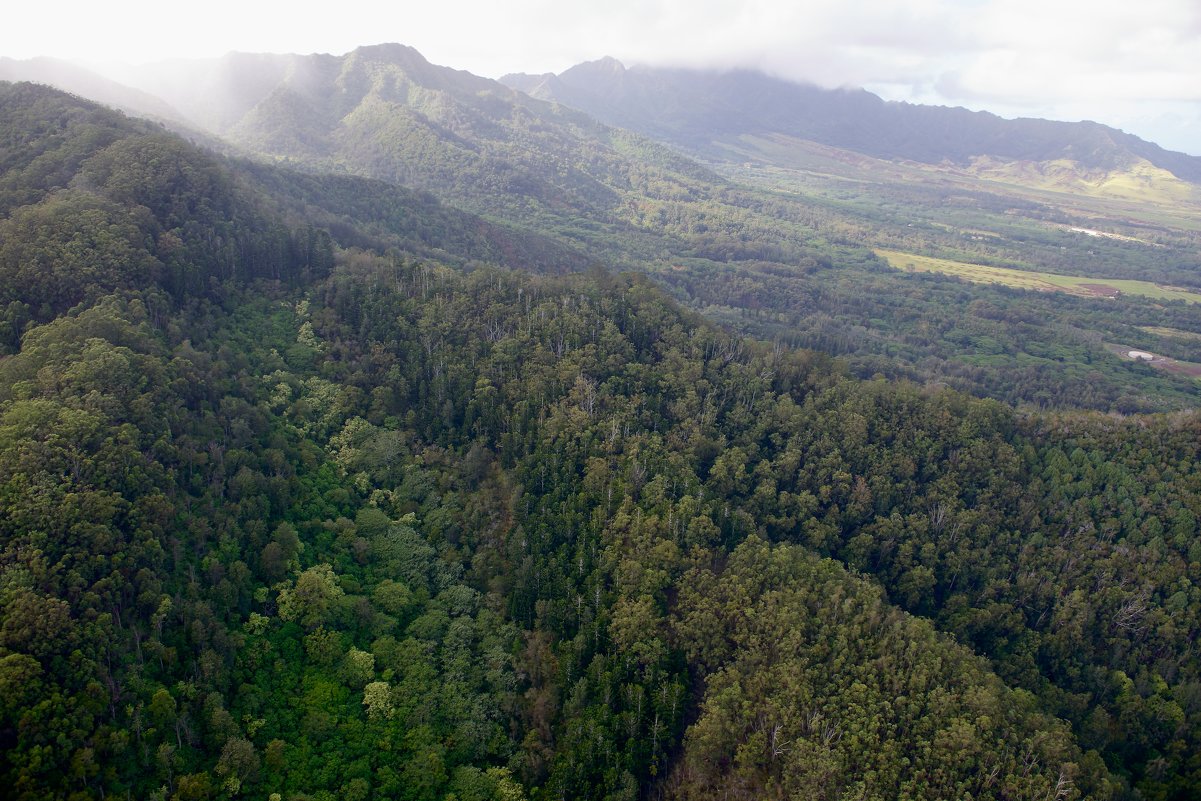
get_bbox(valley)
[11,46,1196,414]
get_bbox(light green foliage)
[341,647,375,687]
[877,248,1201,304]
[214,738,259,795]
[372,578,416,617]
[362,681,395,721]
[277,564,344,629]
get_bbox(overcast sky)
[6,0,1201,155]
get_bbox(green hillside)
[124,45,1201,414]
[11,49,1201,413]
[3,82,1201,801]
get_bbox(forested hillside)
[10,48,1201,414]
[105,44,717,230]
[1,82,1200,801]
[111,44,1201,414]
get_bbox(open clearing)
[1103,343,1201,379]
[1138,325,1201,342]
[876,249,1201,304]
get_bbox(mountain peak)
[348,42,429,65]
[596,56,627,71]
[501,57,626,104]
[562,56,626,78]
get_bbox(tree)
[277,564,344,629]
[214,738,259,796]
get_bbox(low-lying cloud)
[5,0,1199,153]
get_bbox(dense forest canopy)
[0,80,1199,801]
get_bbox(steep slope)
[0,80,336,316]
[0,57,187,124]
[502,59,1201,183]
[0,78,587,278]
[234,159,593,273]
[106,44,718,229]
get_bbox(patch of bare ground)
[1079,283,1121,298]
[1161,361,1201,377]
[1104,343,1201,378]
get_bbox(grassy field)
[876,249,1201,304]
[1139,325,1201,341]
[724,134,1201,231]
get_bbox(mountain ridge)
[12,45,1198,188]
[0,56,187,123]
[94,45,722,227]
[501,57,1201,183]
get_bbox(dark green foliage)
[298,255,1201,799]
[0,191,160,319]
[3,80,1201,801]
[673,536,1108,800]
[0,81,134,214]
[0,82,334,305]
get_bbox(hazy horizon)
[5,1,1201,156]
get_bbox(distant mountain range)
[8,44,814,275]
[6,45,1200,192]
[501,57,1201,183]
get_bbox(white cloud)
[943,1,1201,104]
[3,0,1199,153]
